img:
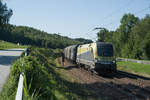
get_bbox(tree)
[118,13,139,43]
[0,0,13,26]
[0,0,13,41]
[96,14,150,60]
[97,29,109,42]
[143,31,150,59]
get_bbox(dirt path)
[57,57,150,100]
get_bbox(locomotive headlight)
[95,59,98,62]
[112,60,116,63]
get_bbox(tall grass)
[0,53,45,99]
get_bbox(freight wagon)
[64,45,78,63]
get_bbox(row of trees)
[0,24,88,49]
[97,14,150,60]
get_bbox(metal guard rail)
[15,48,29,100]
[116,58,150,65]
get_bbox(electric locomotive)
[64,42,116,72]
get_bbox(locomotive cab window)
[97,44,113,57]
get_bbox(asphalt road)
[0,49,25,93]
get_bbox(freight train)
[64,42,117,72]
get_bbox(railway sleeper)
[110,80,149,98]
[104,81,134,97]
[89,73,135,97]
[120,85,148,99]
[77,63,149,99]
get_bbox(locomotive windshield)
[97,44,113,57]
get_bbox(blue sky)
[5,0,150,41]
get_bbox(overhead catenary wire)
[70,0,144,41]
[94,5,150,41]
[97,3,150,29]
[134,5,150,15]
[101,0,135,21]
[68,1,150,41]
[84,0,135,41]
[105,5,150,27]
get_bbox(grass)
[117,61,150,77]
[0,40,27,50]
[0,47,98,100]
[28,47,92,100]
[3,45,150,100]
[54,60,97,100]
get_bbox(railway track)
[73,68,135,99]
[58,58,150,99]
[117,71,150,97]
[90,69,150,99]
[90,71,136,98]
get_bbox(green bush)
[1,47,93,100]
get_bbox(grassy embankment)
[0,40,27,50]
[0,47,96,100]
[117,61,150,77]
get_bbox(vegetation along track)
[58,57,150,100]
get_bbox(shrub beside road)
[0,47,87,100]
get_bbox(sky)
[4,0,150,41]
